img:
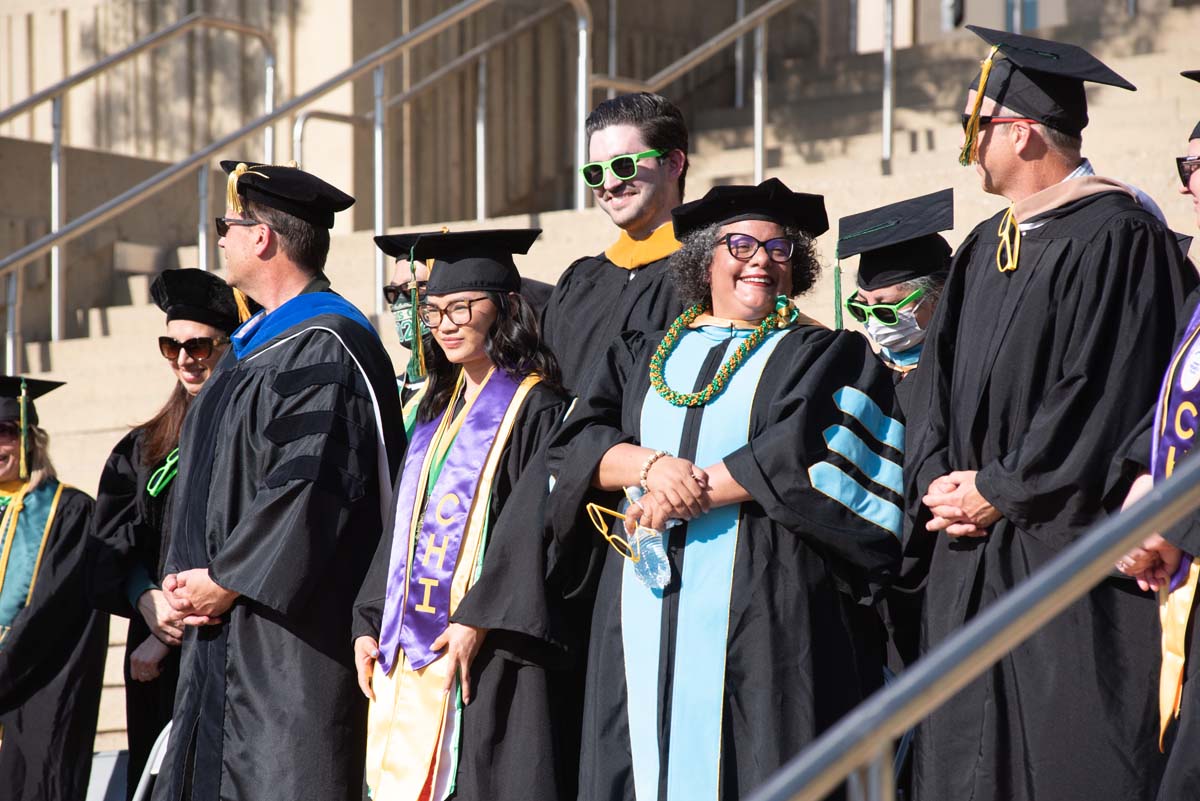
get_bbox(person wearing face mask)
[354,229,572,801]
[838,189,952,420]
[87,268,242,798]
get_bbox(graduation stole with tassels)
[959,46,1023,274]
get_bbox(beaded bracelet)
[639,450,671,492]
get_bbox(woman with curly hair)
[353,229,571,801]
[547,178,903,801]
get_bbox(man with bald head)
[903,28,1196,801]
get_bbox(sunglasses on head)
[960,114,1039,132]
[580,149,666,187]
[845,287,925,326]
[383,281,427,306]
[1177,156,1200,188]
[158,336,227,361]
[214,216,264,237]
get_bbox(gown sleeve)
[451,387,571,657]
[0,490,95,711]
[974,216,1193,548]
[723,328,903,597]
[87,429,150,617]
[543,331,645,599]
[207,335,384,618]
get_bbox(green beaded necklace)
[649,295,797,407]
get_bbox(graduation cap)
[838,189,954,291]
[150,269,242,334]
[960,27,1135,164]
[220,160,354,229]
[0,377,63,480]
[409,229,542,295]
[1184,72,1200,141]
[671,178,829,240]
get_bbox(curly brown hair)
[668,222,821,309]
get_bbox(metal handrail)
[590,0,800,184]
[291,1,570,219]
[0,0,589,334]
[0,0,591,334]
[745,452,1200,801]
[0,12,277,345]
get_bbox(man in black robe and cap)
[904,28,1197,801]
[540,92,689,394]
[154,162,404,801]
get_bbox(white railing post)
[198,163,210,271]
[476,54,487,221]
[50,96,65,342]
[735,0,746,109]
[373,64,387,322]
[574,7,592,211]
[753,24,766,184]
[264,52,276,161]
[6,272,18,374]
[881,0,894,176]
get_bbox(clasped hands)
[161,568,239,627]
[624,456,711,534]
[922,470,1002,537]
[1115,474,1184,592]
[355,623,488,704]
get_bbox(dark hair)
[668,222,821,309]
[245,199,330,274]
[417,291,563,423]
[585,92,690,196]
[138,382,193,468]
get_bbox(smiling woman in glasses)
[546,179,903,801]
[86,268,240,798]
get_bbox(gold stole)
[365,374,541,800]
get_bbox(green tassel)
[834,259,844,330]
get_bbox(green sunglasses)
[845,287,925,326]
[580,149,666,187]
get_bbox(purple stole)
[377,370,523,673]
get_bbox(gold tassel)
[225,162,272,215]
[959,45,1002,166]
[233,288,254,323]
[18,378,27,481]
[996,206,1021,273]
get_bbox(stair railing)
[742,450,1200,801]
[590,0,801,185]
[291,1,571,225]
[0,0,592,364]
[0,12,277,347]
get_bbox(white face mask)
[864,303,927,352]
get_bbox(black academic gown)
[540,254,683,394]
[548,326,902,801]
[904,190,1197,801]
[88,427,180,798]
[154,308,404,801]
[1108,284,1200,801]
[354,382,574,801]
[0,486,107,801]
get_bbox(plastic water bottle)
[624,486,675,590]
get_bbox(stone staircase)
[15,3,1197,755]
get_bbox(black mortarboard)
[0,376,61,427]
[671,178,828,240]
[1185,72,1200,140]
[961,26,1134,155]
[374,232,438,261]
[838,189,954,291]
[220,160,354,229]
[150,269,241,334]
[409,229,542,296]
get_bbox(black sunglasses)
[383,281,427,306]
[959,114,1038,132]
[159,336,227,361]
[214,216,264,237]
[1177,156,1200,188]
